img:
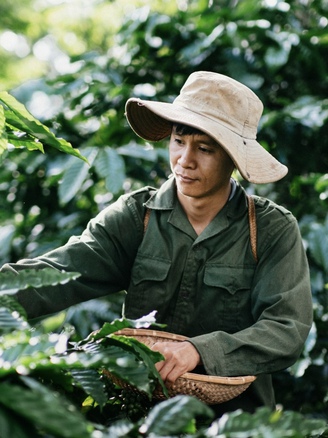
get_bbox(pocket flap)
[132,255,171,285]
[204,265,254,294]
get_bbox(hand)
[151,341,201,384]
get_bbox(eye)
[199,146,214,154]
[174,137,183,145]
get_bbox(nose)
[177,144,196,168]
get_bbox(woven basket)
[104,328,256,405]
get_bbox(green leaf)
[0,224,15,262]
[100,345,157,395]
[0,105,7,155]
[105,418,138,438]
[77,341,157,391]
[94,146,126,194]
[109,335,167,396]
[0,91,88,162]
[70,369,108,408]
[7,135,44,152]
[58,147,98,205]
[0,307,29,334]
[139,395,213,435]
[117,142,158,162]
[73,314,167,396]
[214,407,328,437]
[0,378,92,438]
[283,96,328,129]
[308,223,328,273]
[0,405,33,438]
[179,24,224,62]
[54,341,157,396]
[0,291,27,317]
[0,268,81,295]
[80,311,162,344]
[0,330,68,377]
[264,45,290,70]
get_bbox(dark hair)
[173,123,205,136]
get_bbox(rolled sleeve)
[0,189,152,319]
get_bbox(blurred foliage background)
[0,0,328,419]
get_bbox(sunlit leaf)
[80,311,163,344]
[0,224,15,263]
[0,106,7,155]
[58,147,98,205]
[0,91,88,162]
[0,330,68,377]
[283,96,328,129]
[117,142,158,161]
[0,307,28,334]
[7,136,44,152]
[94,146,126,194]
[139,395,213,435]
[213,407,327,437]
[105,419,137,438]
[265,45,290,70]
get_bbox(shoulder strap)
[143,208,151,235]
[143,195,258,262]
[247,194,258,263]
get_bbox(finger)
[155,359,165,372]
[151,342,167,354]
[164,368,180,384]
[156,360,176,382]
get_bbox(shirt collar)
[144,176,177,210]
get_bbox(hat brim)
[125,98,287,184]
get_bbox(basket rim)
[179,372,256,385]
[114,328,188,342]
[113,328,256,385]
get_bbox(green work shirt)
[2,177,313,412]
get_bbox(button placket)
[170,245,200,333]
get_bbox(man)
[1,71,313,414]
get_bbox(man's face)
[169,126,235,200]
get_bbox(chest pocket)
[131,255,171,285]
[197,265,255,334]
[125,254,172,320]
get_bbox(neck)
[177,181,232,235]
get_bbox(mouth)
[176,173,197,183]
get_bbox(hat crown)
[174,71,263,140]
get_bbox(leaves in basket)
[69,338,159,397]
[70,315,168,398]
[78,311,164,345]
[70,369,108,408]
[110,334,168,398]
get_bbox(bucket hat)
[125,71,287,184]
